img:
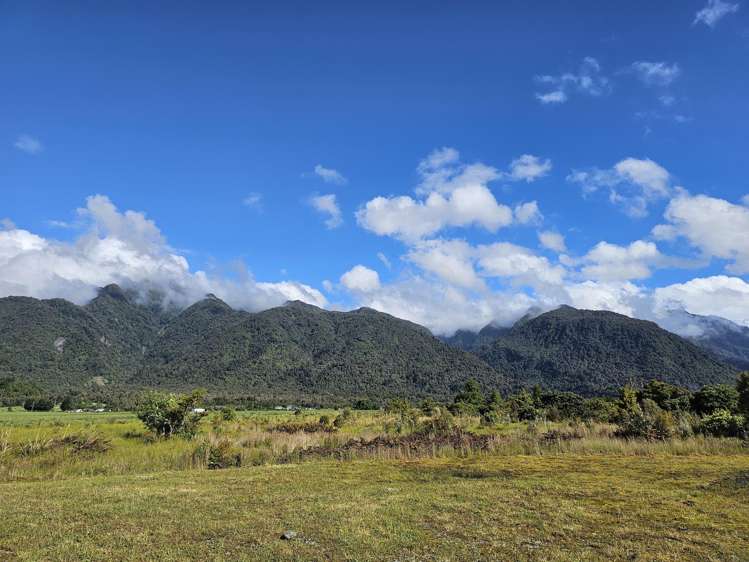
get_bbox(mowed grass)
[1,410,748,561]
[1,455,748,561]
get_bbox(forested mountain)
[0,288,741,401]
[461,306,737,395]
[0,289,502,401]
[655,309,749,370]
[135,298,504,401]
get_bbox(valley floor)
[2,454,748,561]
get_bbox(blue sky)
[1,0,748,333]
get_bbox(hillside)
[136,298,505,402]
[655,309,749,370]
[0,291,503,401]
[0,295,123,389]
[468,306,737,395]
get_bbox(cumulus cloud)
[477,242,566,288]
[514,201,543,225]
[654,276,749,326]
[652,192,749,274]
[340,265,381,293]
[534,57,611,104]
[631,61,681,86]
[568,157,672,217]
[342,273,536,335]
[309,194,343,229]
[357,148,550,242]
[13,134,43,155]
[694,0,740,27]
[314,164,347,185]
[0,195,326,310]
[508,155,552,182]
[538,231,566,253]
[580,240,664,281]
[406,239,484,291]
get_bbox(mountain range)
[0,284,745,402]
[0,285,500,402]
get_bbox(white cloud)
[477,242,566,287]
[242,193,263,209]
[1,218,16,231]
[13,134,43,155]
[376,252,392,269]
[536,90,567,104]
[314,164,348,185]
[563,281,644,317]
[568,157,672,217]
[0,195,326,310]
[508,155,552,182]
[653,192,749,274]
[580,240,664,281]
[344,274,535,335]
[631,61,681,87]
[340,265,381,293]
[310,194,343,229]
[514,201,543,225]
[694,0,740,27]
[357,184,513,241]
[534,57,611,104]
[406,239,484,291]
[322,279,334,293]
[358,149,550,242]
[538,231,566,253]
[655,276,749,326]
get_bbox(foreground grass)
[1,454,748,561]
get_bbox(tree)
[452,378,485,415]
[136,389,206,438]
[23,397,55,411]
[639,380,692,412]
[60,394,80,411]
[692,384,738,415]
[737,372,749,417]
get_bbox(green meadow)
[1,408,748,561]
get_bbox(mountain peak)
[97,283,130,303]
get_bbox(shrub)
[615,400,675,440]
[417,407,455,437]
[219,406,237,422]
[696,409,747,438]
[583,398,619,422]
[333,408,353,428]
[193,437,242,469]
[136,389,206,438]
[504,389,537,421]
[692,384,739,415]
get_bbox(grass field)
[1,409,748,561]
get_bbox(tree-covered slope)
[137,299,505,401]
[0,296,121,389]
[473,306,737,395]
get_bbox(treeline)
[381,373,749,439]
